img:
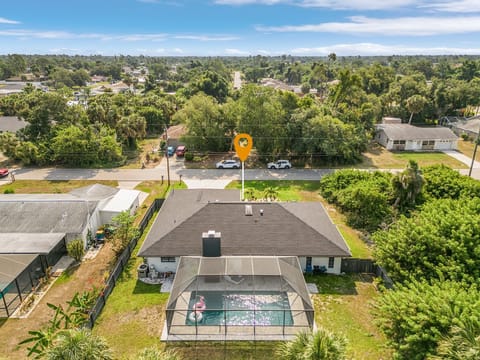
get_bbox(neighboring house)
[0,184,142,317]
[444,116,480,140]
[0,116,27,133]
[138,189,351,275]
[375,123,458,151]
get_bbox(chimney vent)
[260,209,264,216]
[202,231,221,257]
[245,205,253,216]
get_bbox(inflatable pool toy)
[193,296,206,312]
[189,310,203,323]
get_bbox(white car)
[267,160,292,169]
[216,160,241,169]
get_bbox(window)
[328,257,335,268]
[161,257,176,263]
[393,140,406,145]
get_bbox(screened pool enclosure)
[164,256,314,341]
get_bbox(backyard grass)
[306,274,392,360]
[0,179,118,193]
[457,138,480,162]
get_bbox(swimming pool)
[186,291,293,326]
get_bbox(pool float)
[193,296,206,312]
[188,310,203,323]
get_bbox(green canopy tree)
[374,280,480,360]
[373,197,480,284]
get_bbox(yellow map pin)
[234,133,253,162]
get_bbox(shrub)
[3,188,14,194]
[67,239,85,262]
[184,152,194,161]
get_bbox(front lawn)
[0,180,118,194]
[359,144,467,169]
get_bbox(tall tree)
[406,94,427,124]
[391,160,424,209]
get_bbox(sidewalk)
[442,150,480,169]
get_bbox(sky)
[1,0,480,56]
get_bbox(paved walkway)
[443,150,480,168]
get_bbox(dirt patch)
[0,243,116,359]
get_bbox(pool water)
[187,291,293,326]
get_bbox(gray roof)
[0,254,39,291]
[0,116,27,133]
[138,189,351,258]
[451,118,480,134]
[0,233,65,254]
[0,195,93,234]
[377,124,458,141]
[70,183,119,201]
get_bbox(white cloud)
[225,48,249,55]
[256,16,480,36]
[420,0,480,13]
[172,48,183,53]
[0,17,20,24]
[290,42,480,55]
[215,0,416,10]
[174,35,239,41]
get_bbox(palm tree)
[45,329,112,360]
[263,186,279,201]
[392,160,424,209]
[276,329,347,360]
[135,346,182,360]
[430,319,480,360]
[406,94,427,124]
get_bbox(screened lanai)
[164,256,314,341]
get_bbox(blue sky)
[1,0,480,56]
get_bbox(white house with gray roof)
[375,123,458,151]
[138,189,351,275]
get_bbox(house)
[0,116,27,133]
[0,184,142,317]
[444,116,480,140]
[138,189,351,275]
[140,189,347,341]
[375,123,458,151]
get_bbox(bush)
[184,152,194,161]
[67,239,85,262]
[3,188,14,194]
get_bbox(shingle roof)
[452,118,480,134]
[377,124,458,141]
[0,194,93,234]
[138,189,351,258]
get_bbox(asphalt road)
[3,154,480,184]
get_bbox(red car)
[0,168,9,177]
[175,145,187,157]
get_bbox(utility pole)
[164,125,171,186]
[468,129,480,177]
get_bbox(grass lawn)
[0,179,118,194]
[358,143,467,169]
[306,274,392,360]
[226,180,371,258]
[457,139,480,162]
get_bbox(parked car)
[267,160,292,169]
[216,160,240,169]
[175,145,187,157]
[0,168,9,177]
[167,146,175,156]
